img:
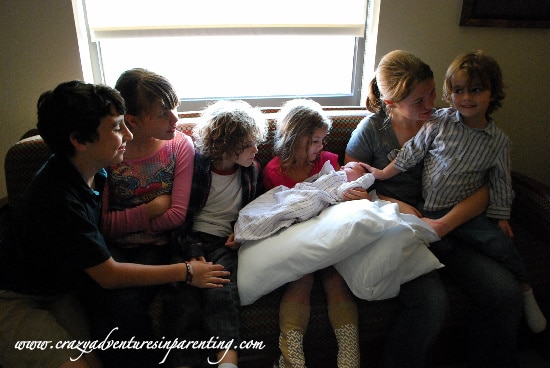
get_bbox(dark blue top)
[0,154,111,295]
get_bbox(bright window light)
[99,36,356,100]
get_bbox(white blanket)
[234,161,374,243]
[237,198,441,306]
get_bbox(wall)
[0,0,549,200]
[0,0,83,199]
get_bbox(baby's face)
[342,162,366,182]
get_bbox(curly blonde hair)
[194,100,268,162]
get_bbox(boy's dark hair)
[37,80,126,156]
[115,68,179,118]
[443,50,505,115]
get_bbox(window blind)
[84,0,367,40]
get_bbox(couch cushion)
[4,135,51,209]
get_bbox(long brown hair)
[273,99,332,174]
[366,50,434,115]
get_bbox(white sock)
[523,289,547,333]
[218,363,238,368]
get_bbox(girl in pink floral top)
[102,131,193,244]
[97,68,198,367]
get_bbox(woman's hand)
[188,260,230,288]
[378,194,422,217]
[342,188,372,201]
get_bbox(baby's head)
[342,162,367,182]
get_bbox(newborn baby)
[337,161,375,199]
[305,160,374,200]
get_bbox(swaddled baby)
[234,161,375,242]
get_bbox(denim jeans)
[429,211,529,283]
[380,270,448,368]
[84,244,170,368]
[162,232,240,367]
[430,235,522,368]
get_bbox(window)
[73,0,370,110]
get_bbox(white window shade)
[85,0,367,40]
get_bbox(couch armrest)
[511,171,550,243]
[0,197,9,241]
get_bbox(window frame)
[73,0,368,111]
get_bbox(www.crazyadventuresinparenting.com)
[14,327,266,365]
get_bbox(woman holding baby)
[347,50,521,368]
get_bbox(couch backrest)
[4,108,368,210]
[4,135,52,209]
[178,108,368,168]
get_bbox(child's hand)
[225,233,241,250]
[342,188,372,201]
[498,219,514,237]
[145,194,171,219]
[362,163,386,180]
[188,260,230,288]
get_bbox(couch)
[2,107,549,367]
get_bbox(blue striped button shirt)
[394,108,513,219]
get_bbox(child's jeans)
[197,232,241,343]
[162,231,240,366]
[425,210,529,284]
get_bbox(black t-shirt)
[0,154,111,294]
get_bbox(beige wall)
[1,0,549,200]
[0,0,83,199]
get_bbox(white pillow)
[237,199,440,306]
[334,217,443,301]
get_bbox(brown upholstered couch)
[2,107,549,367]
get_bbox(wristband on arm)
[184,261,194,284]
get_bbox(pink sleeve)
[101,178,150,239]
[263,156,298,189]
[148,133,194,231]
[262,159,277,190]
[321,151,340,170]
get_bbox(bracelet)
[184,261,193,285]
